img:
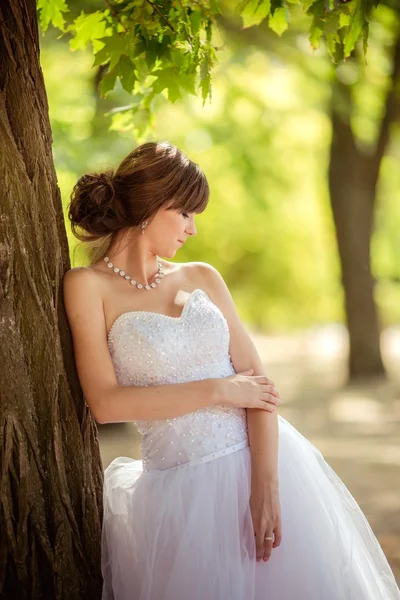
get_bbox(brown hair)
[67,141,209,264]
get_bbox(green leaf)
[269,6,289,36]
[241,0,271,28]
[339,11,351,28]
[324,11,341,60]
[206,20,213,43]
[92,43,110,68]
[343,0,366,57]
[109,110,135,132]
[142,36,172,70]
[179,73,197,95]
[200,55,212,103]
[362,20,369,57]
[92,31,138,73]
[133,38,147,59]
[235,0,254,15]
[93,34,123,69]
[68,11,108,51]
[326,30,342,61]
[117,55,138,93]
[144,40,161,70]
[99,69,118,97]
[200,73,211,104]
[152,68,181,103]
[190,11,202,35]
[305,0,324,17]
[302,0,320,12]
[121,0,145,9]
[309,16,324,49]
[37,0,69,33]
[168,83,182,103]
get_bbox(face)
[146,204,197,258]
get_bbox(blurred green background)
[40,4,400,332]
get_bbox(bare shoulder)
[63,265,99,282]
[62,266,104,329]
[63,266,104,299]
[180,261,238,317]
[182,261,227,292]
[63,265,97,287]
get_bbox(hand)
[217,369,280,412]
[250,477,282,562]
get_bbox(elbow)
[88,403,107,425]
[94,412,108,425]
[86,390,112,425]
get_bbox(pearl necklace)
[103,255,164,290]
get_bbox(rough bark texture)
[328,33,400,379]
[0,1,103,598]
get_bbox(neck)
[106,229,160,285]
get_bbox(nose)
[186,216,197,236]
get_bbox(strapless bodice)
[107,288,249,471]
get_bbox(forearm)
[239,352,279,480]
[190,269,280,479]
[247,408,279,482]
[96,377,220,424]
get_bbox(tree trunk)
[0,1,103,598]
[328,24,400,380]
[328,99,384,378]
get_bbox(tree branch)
[104,0,127,33]
[144,0,176,33]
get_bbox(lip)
[178,239,184,244]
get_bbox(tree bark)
[0,1,103,598]
[328,98,384,377]
[328,31,400,378]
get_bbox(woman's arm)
[194,262,279,477]
[195,262,282,561]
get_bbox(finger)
[254,532,265,561]
[255,400,276,412]
[253,375,275,386]
[259,392,280,406]
[273,522,282,548]
[261,384,279,398]
[262,534,274,561]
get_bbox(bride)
[63,141,400,600]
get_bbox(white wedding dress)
[101,288,400,600]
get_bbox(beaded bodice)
[107,288,249,471]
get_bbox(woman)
[63,141,400,600]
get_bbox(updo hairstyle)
[67,141,209,264]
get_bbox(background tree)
[0,0,382,597]
[328,17,400,377]
[218,3,400,377]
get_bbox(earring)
[141,220,148,235]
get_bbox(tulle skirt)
[101,415,400,600]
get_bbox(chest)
[107,291,231,386]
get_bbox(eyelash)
[182,212,190,219]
